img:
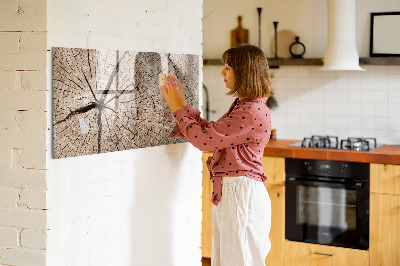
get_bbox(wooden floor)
[202,257,211,266]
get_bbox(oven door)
[285,177,369,250]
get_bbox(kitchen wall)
[203,0,400,144]
[46,1,203,266]
[0,1,48,265]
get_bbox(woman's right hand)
[168,76,187,109]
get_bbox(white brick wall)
[0,0,48,265]
[46,1,203,266]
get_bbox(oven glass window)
[297,186,356,230]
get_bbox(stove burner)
[301,135,339,149]
[294,136,379,151]
[340,137,377,151]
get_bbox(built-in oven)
[285,158,370,250]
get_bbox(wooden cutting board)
[231,16,249,48]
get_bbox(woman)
[161,44,273,266]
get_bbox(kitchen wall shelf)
[203,57,400,67]
[203,58,323,68]
[359,57,400,65]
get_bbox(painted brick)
[0,169,47,189]
[20,32,47,54]
[0,33,47,71]
[0,71,16,91]
[166,0,192,16]
[11,148,22,169]
[0,129,46,150]
[19,189,46,209]
[0,208,46,230]
[191,31,203,45]
[135,24,170,40]
[16,70,47,91]
[0,90,46,111]
[0,13,46,32]
[0,227,19,247]
[190,3,203,19]
[180,15,202,30]
[121,36,153,52]
[20,229,46,249]
[87,1,126,22]
[0,52,47,72]
[88,212,109,233]
[0,187,19,208]
[0,110,47,131]
[0,149,11,169]
[122,8,153,25]
[130,0,167,14]
[71,218,88,238]
[88,20,128,37]
[0,0,18,13]
[152,39,181,54]
[0,33,20,54]
[150,10,180,27]
[19,0,47,14]
[180,42,202,55]
[20,149,46,170]
[0,247,45,266]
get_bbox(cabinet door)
[264,184,284,266]
[262,156,285,185]
[202,152,213,258]
[284,241,369,266]
[370,193,400,266]
[370,163,400,195]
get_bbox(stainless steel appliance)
[289,135,380,151]
[285,158,370,250]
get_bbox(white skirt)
[212,176,271,266]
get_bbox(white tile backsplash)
[203,64,400,145]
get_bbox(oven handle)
[286,177,364,189]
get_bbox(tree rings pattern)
[52,47,199,159]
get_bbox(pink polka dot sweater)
[170,97,271,206]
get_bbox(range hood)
[320,0,365,71]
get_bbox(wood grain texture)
[370,163,400,195]
[261,156,285,185]
[201,152,213,258]
[370,193,400,266]
[284,241,369,266]
[264,184,285,266]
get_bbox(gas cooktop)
[289,135,383,151]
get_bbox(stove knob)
[340,164,347,174]
[305,161,312,171]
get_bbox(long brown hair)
[221,44,273,99]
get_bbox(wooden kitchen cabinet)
[370,163,400,195]
[264,184,285,266]
[284,241,369,266]
[202,152,213,258]
[370,163,400,266]
[261,156,285,186]
[201,154,286,266]
[370,193,400,266]
[262,156,285,266]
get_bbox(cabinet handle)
[314,252,335,257]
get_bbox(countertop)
[263,139,400,165]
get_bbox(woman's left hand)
[160,78,184,113]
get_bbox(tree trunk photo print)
[52,47,199,159]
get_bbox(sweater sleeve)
[169,104,210,137]
[172,106,257,152]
